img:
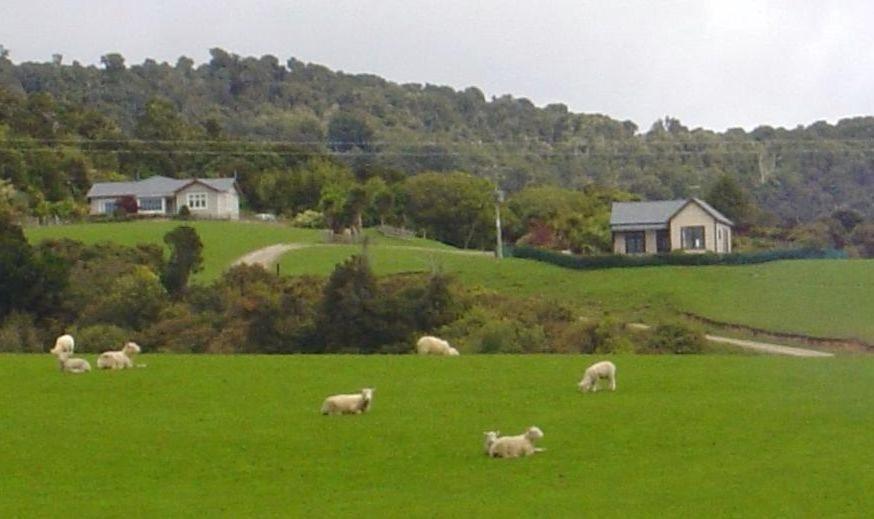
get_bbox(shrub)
[510,245,847,270]
[75,324,131,353]
[0,312,43,353]
[643,322,705,354]
[176,205,191,219]
[290,209,326,228]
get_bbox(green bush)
[643,322,705,354]
[176,205,191,219]
[75,324,132,353]
[510,245,847,270]
[290,210,326,228]
[0,312,43,353]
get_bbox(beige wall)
[670,202,717,253]
[613,232,625,254]
[715,223,732,253]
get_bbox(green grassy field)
[24,221,445,282]
[0,355,870,517]
[25,221,874,342]
[278,246,874,343]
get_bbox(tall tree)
[160,226,203,295]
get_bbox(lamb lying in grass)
[320,388,374,415]
[483,431,501,455]
[97,342,141,370]
[488,426,545,458]
[578,360,616,393]
[416,336,458,356]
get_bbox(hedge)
[507,245,847,270]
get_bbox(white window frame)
[138,197,165,213]
[101,200,116,214]
[186,192,208,210]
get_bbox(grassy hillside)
[278,246,874,343]
[0,355,870,517]
[24,221,446,281]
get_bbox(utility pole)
[494,187,505,259]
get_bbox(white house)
[86,176,240,219]
[610,198,733,255]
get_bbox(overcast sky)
[2,0,873,131]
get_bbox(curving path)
[232,242,491,269]
[628,323,834,357]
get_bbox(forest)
[0,47,874,226]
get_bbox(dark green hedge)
[507,246,847,270]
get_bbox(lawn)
[279,246,874,343]
[0,355,870,517]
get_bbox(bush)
[290,209,326,228]
[510,245,847,270]
[75,324,131,353]
[176,205,191,219]
[0,312,43,352]
[643,322,705,354]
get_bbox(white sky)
[2,0,873,131]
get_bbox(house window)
[681,226,705,250]
[139,197,163,212]
[187,192,207,210]
[625,231,645,254]
[102,200,116,214]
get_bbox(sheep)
[96,342,141,370]
[416,335,458,356]
[320,388,374,415]
[483,430,501,454]
[488,426,545,458]
[578,360,617,393]
[51,350,91,374]
[50,334,75,356]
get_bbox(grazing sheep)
[321,388,374,415]
[97,342,141,370]
[578,360,617,393]
[483,430,501,454]
[488,426,545,458]
[416,336,457,356]
[50,334,75,356]
[52,350,91,374]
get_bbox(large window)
[187,192,207,210]
[138,197,163,212]
[625,231,645,254]
[101,200,116,214]
[681,226,705,250]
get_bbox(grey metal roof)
[610,198,733,228]
[86,176,237,198]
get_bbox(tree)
[327,112,374,152]
[850,223,874,258]
[319,254,380,352]
[115,195,138,215]
[100,53,126,72]
[706,175,752,229]
[403,172,494,249]
[161,226,203,295]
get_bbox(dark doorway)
[656,230,670,253]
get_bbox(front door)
[656,230,670,253]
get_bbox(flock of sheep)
[323,335,618,459]
[49,334,142,373]
[49,332,616,459]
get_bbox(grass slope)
[279,247,874,343]
[1,355,870,517]
[24,222,446,282]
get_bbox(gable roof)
[610,198,733,230]
[86,176,237,199]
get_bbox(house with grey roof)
[610,198,733,255]
[86,176,240,219]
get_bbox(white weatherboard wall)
[670,202,717,253]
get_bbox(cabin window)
[102,200,116,214]
[138,197,163,212]
[625,231,645,254]
[681,226,705,250]
[187,192,207,210]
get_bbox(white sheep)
[51,350,91,374]
[416,335,458,356]
[578,360,617,392]
[488,426,545,458]
[321,388,374,415]
[51,334,75,355]
[483,430,501,454]
[97,342,141,370]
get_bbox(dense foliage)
[1,47,873,231]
